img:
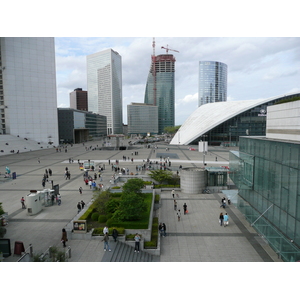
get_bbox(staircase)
[101,241,160,262]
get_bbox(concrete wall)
[266,100,300,141]
[180,168,207,194]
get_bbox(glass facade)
[198,61,227,106]
[127,103,158,135]
[191,93,300,146]
[87,49,123,135]
[144,54,175,134]
[229,137,300,261]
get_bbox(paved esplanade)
[0,140,281,262]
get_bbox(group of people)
[219,197,230,227]
[77,200,85,213]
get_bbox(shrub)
[79,205,95,220]
[98,215,107,223]
[144,217,158,248]
[111,186,121,189]
[91,212,99,221]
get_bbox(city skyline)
[55,37,300,126]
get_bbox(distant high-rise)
[144,54,175,134]
[198,61,227,106]
[0,37,59,145]
[70,88,88,111]
[87,49,123,135]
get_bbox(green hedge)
[91,212,99,221]
[79,204,96,220]
[144,217,158,248]
[98,215,108,223]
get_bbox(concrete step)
[101,241,159,262]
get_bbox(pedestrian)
[171,189,175,198]
[77,202,81,213]
[219,212,224,226]
[220,197,226,208]
[81,200,85,209]
[102,232,111,251]
[177,209,181,221]
[48,168,52,176]
[223,213,229,227]
[103,226,109,235]
[174,199,177,210]
[183,203,187,215]
[57,194,61,205]
[20,196,26,209]
[159,223,164,236]
[112,228,118,242]
[61,228,68,247]
[134,233,141,253]
[162,223,167,237]
[79,187,83,194]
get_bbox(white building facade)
[0,37,59,145]
[87,49,123,135]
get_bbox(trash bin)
[14,241,25,255]
[12,172,17,179]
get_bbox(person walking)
[174,199,177,211]
[177,209,181,221]
[159,223,163,236]
[77,202,81,213]
[57,194,62,206]
[134,233,141,253]
[220,197,226,208]
[162,223,167,237]
[102,232,111,251]
[20,196,26,209]
[61,228,68,248]
[171,189,175,198]
[112,229,118,242]
[79,187,83,195]
[103,226,109,235]
[183,203,187,215]
[223,213,229,227]
[81,200,85,210]
[219,212,224,226]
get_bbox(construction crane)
[152,37,157,106]
[161,45,179,53]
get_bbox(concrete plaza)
[0,137,281,262]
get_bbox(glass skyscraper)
[144,54,175,134]
[198,61,227,106]
[87,49,123,135]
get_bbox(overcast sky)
[55,37,300,125]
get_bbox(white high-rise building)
[0,37,59,145]
[87,49,123,135]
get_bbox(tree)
[0,202,4,215]
[93,190,112,215]
[113,178,147,221]
[163,125,181,135]
[149,169,173,184]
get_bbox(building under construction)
[144,40,177,134]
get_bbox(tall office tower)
[144,54,175,134]
[70,88,88,111]
[198,61,227,106]
[87,49,123,135]
[0,37,59,145]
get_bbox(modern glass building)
[229,100,300,262]
[58,108,107,143]
[127,103,158,135]
[198,61,227,106]
[171,93,300,146]
[0,37,59,145]
[87,49,123,135]
[144,54,175,134]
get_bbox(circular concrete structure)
[180,167,207,194]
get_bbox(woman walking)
[61,228,68,247]
[219,212,224,226]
